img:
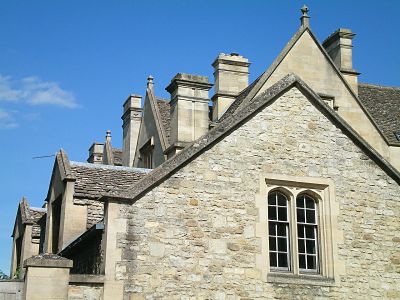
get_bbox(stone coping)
[69,274,104,284]
[24,254,73,269]
[0,279,24,282]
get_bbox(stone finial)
[105,130,112,142]
[147,75,154,88]
[300,5,310,27]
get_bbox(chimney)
[212,53,250,120]
[165,73,213,156]
[322,28,360,94]
[87,142,104,164]
[122,94,142,167]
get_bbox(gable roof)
[103,74,400,203]
[358,83,400,146]
[70,161,150,199]
[156,98,171,144]
[12,197,46,237]
[18,198,46,225]
[46,150,151,202]
[219,25,392,147]
[147,86,170,151]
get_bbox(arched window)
[296,193,319,272]
[268,191,290,271]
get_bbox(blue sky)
[0,0,399,274]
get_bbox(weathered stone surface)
[115,87,400,298]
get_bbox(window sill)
[267,272,335,286]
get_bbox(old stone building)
[4,6,400,300]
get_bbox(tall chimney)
[212,53,250,120]
[322,28,360,94]
[87,143,104,164]
[165,73,213,157]
[122,94,142,167]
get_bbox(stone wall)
[115,87,400,299]
[74,198,104,229]
[68,283,103,300]
[0,280,23,300]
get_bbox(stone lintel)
[24,254,73,269]
[69,274,104,284]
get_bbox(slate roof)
[70,161,151,200]
[14,198,45,239]
[19,198,46,225]
[358,83,400,146]
[104,74,400,203]
[156,98,171,144]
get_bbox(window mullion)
[290,192,299,275]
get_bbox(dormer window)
[139,137,154,169]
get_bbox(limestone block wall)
[114,88,400,299]
[68,283,103,300]
[256,31,391,164]
[0,280,23,300]
[74,198,104,229]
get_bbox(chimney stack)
[165,73,213,157]
[323,28,360,94]
[87,143,104,164]
[212,53,250,120]
[122,94,142,167]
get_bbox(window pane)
[307,255,317,270]
[268,193,276,205]
[270,252,277,267]
[306,196,315,208]
[298,224,304,238]
[297,208,305,223]
[278,237,287,252]
[306,239,316,254]
[269,224,276,236]
[268,206,277,220]
[278,207,287,221]
[298,239,305,253]
[306,210,316,224]
[269,237,276,251]
[277,193,287,206]
[299,254,306,269]
[277,223,287,237]
[296,197,304,208]
[278,253,288,268]
[305,226,315,239]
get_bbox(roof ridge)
[70,161,152,173]
[359,82,400,90]
[103,74,400,203]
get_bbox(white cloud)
[0,74,77,108]
[0,108,18,129]
[0,75,24,102]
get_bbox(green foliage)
[12,267,20,279]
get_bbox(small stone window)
[268,191,320,274]
[257,174,338,284]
